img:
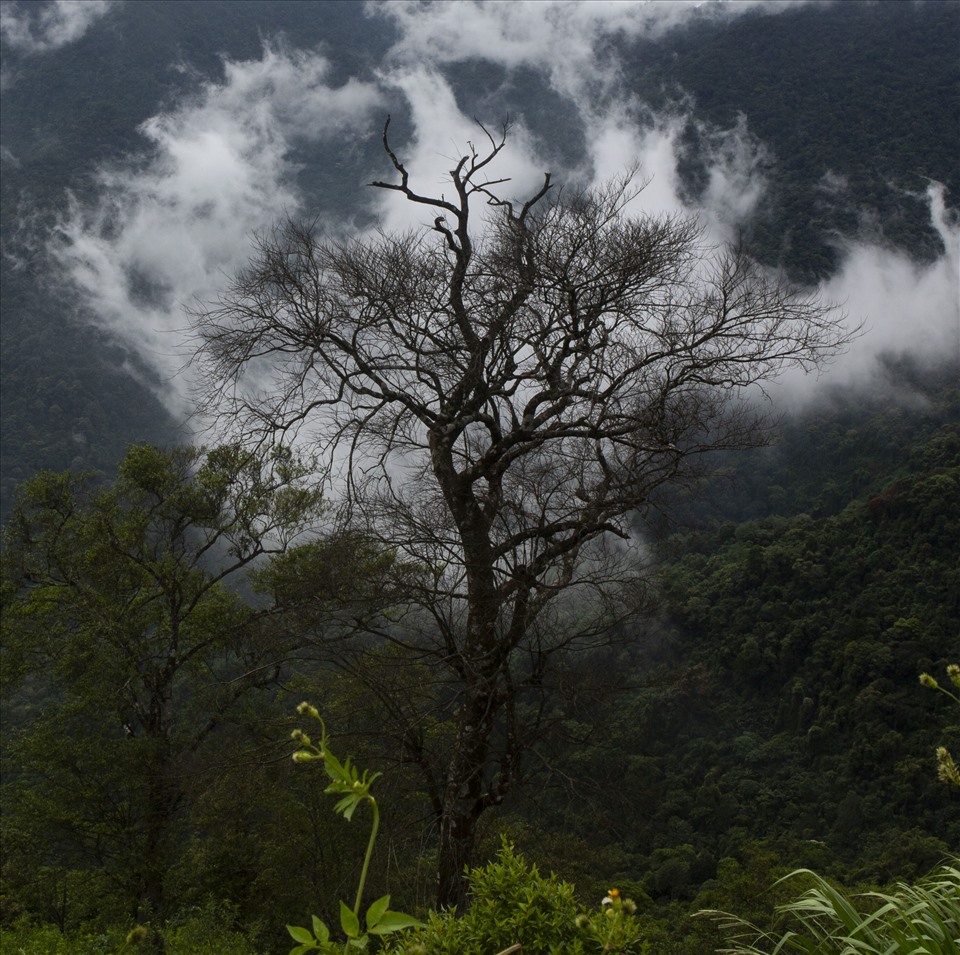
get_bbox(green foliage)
[381,840,647,955]
[496,408,958,953]
[159,900,262,954]
[0,921,124,955]
[701,860,960,955]
[631,423,960,876]
[0,444,325,925]
[286,704,422,954]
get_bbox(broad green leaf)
[287,924,314,944]
[340,900,361,938]
[289,946,313,955]
[365,893,390,929]
[311,915,329,941]
[334,793,362,820]
[368,911,426,935]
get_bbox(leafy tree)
[0,443,324,932]
[195,121,849,908]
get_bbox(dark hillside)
[1,4,958,948]
[620,0,960,279]
[506,390,959,943]
[2,2,958,517]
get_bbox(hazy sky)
[5,0,958,420]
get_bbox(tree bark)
[435,662,502,910]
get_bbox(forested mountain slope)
[3,374,955,952]
[619,0,960,278]
[497,380,959,952]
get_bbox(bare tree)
[196,120,849,909]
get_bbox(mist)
[40,0,959,427]
[0,0,115,56]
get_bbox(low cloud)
[50,43,382,417]
[44,0,953,425]
[819,183,959,379]
[771,182,960,403]
[0,0,114,54]
[371,66,550,235]
[371,1,773,244]
[371,0,823,95]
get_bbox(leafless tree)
[195,120,849,909]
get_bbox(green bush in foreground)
[0,921,119,955]
[700,859,960,955]
[285,704,646,955]
[380,839,647,955]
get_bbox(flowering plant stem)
[354,793,378,915]
[287,702,423,954]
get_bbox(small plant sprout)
[920,663,960,787]
[287,703,423,954]
[577,886,645,953]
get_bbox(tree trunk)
[136,779,173,954]
[435,688,493,909]
[430,431,508,909]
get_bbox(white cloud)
[371,0,823,94]
[0,0,114,53]
[821,183,960,375]
[373,0,956,409]
[45,0,951,424]
[699,114,769,231]
[371,67,550,234]
[772,182,960,402]
[371,0,772,244]
[583,112,687,217]
[50,43,383,417]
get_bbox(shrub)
[0,904,261,955]
[380,839,647,955]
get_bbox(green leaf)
[367,911,426,935]
[365,893,390,929]
[287,925,315,944]
[340,900,361,938]
[289,946,313,955]
[333,792,362,821]
[311,915,330,942]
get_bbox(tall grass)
[700,860,960,955]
